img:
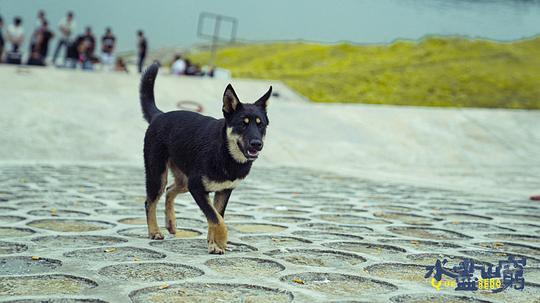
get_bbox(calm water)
[1,0,540,52]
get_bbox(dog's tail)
[140,62,163,123]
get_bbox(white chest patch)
[202,176,243,192]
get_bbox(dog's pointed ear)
[255,86,272,111]
[223,84,241,114]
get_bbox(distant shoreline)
[119,33,540,58]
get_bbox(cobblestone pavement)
[0,164,539,303]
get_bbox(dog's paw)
[207,220,227,254]
[166,219,177,235]
[208,241,225,254]
[149,232,164,240]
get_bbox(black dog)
[139,63,271,254]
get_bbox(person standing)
[137,30,147,73]
[35,10,46,28]
[52,11,76,66]
[7,17,24,53]
[28,20,54,66]
[101,27,116,71]
[0,16,4,62]
[38,21,54,60]
[30,11,44,54]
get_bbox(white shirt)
[171,59,187,75]
[58,17,76,39]
[7,24,24,45]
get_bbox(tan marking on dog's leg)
[147,171,167,240]
[214,190,231,218]
[205,196,228,254]
[207,215,227,254]
[213,193,226,217]
[164,185,179,235]
[146,200,163,240]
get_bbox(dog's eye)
[243,118,250,124]
[256,118,261,124]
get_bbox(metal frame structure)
[197,12,238,66]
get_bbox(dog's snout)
[249,139,263,150]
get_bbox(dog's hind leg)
[145,172,167,240]
[144,143,168,240]
[164,161,188,235]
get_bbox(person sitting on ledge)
[184,59,203,76]
[114,57,128,73]
[171,54,186,75]
[5,17,24,65]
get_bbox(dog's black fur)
[139,62,271,254]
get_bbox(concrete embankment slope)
[0,65,539,195]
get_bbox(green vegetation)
[190,37,540,109]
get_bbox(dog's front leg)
[188,178,227,254]
[214,189,232,218]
